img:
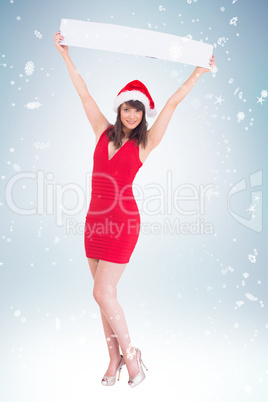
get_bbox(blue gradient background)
[0,0,267,401]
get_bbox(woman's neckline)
[107,137,130,161]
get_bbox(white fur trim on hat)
[113,90,157,118]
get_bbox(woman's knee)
[93,283,116,305]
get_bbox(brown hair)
[105,100,148,150]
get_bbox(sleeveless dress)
[84,126,143,263]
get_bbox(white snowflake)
[237,111,245,121]
[236,301,244,308]
[257,93,266,105]
[217,36,227,47]
[246,204,256,214]
[13,163,21,172]
[169,42,182,61]
[211,64,218,76]
[243,273,249,278]
[33,141,50,150]
[261,90,267,98]
[253,248,258,255]
[230,17,238,26]
[54,236,60,244]
[215,95,224,105]
[221,265,234,275]
[25,101,42,109]
[25,61,34,76]
[245,292,258,302]
[248,254,256,263]
[34,30,43,39]
[126,343,136,360]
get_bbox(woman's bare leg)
[87,258,138,378]
[90,258,139,379]
[88,258,121,376]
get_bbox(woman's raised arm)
[147,55,216,150]
[53,31,110,136]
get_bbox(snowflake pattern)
[229,17,238,26]
[237,111,245,122]
[1,2,266,362]
[221,265,234,275]
[126,343,136,360]
[245,292,258,302]
[248,254,256,263]
[217,36,228,47]
[25,101,42,109]
[34,30,43,39]
[169,42,182,61]
[246,204,256,214]
[257,89,267,105]
[13,163,20,172]
[24,61,34,76]
[33,141,50,150]
[54,236,60,244]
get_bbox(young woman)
[53,30,216,388]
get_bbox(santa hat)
[113,80,157,118]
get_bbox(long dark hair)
[105,100,148,150]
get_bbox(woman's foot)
[125,348,140,379]
[101,354,125,386]
[127,348,148,387]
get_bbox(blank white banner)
[59,19,213,69]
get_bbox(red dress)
[84,126,143,263]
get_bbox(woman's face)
[120,103,143,132]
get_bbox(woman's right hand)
[53,31,69,56]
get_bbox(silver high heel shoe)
[101,355,125,386]
[128,348,148,388]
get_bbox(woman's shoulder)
[95,124,113,147]
[102,124,114,135]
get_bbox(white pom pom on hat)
[113,80,157,118]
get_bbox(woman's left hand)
[196,54,216,74]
